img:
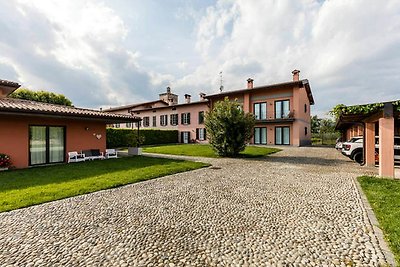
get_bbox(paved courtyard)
[0,147,393,266]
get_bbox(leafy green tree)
[205,97,255,157]
[320,118,336,134]
[9,88,73,106]
[311,115,321,134]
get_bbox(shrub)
[205,97,255,157]
[0,154,11,168]
[9,88,73,106]
[106,128,178,148]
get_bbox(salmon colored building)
[0,79,139,169]
[106,88,209,143]
[206,70,314,146]
[107,70,314,146]
[336,101,400,178]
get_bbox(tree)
[319,118,336,134]
[9,88,73,106]
[311,115,321,134]
[205,97,255,157]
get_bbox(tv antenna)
[219,71,224,93]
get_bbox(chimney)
[292,69,300,81]
[247,78,254,89]
[199,92,206,101]
[184,94,191,104]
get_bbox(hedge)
[106,128,178,148]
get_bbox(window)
[198,111,205,124]
[160,115,168,126]
[181,132,190,143]
[114,123,120,128]
[125,122,132,128]
[143,117,150,127]
[152,116,157,127]
[254,127,267,144]
[305,127,308,136]
[304,104,307,113]
[135,120,141,128]
[254,102,267,120]
[29,126,65,166]
[196,128,206,141]
[275,100,290,119]
[170,114,178,126]
[181,113,191,125]
[275,126,290,145]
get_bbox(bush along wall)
[106,128,179,148]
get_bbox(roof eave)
[204,80,307,99]
[0,109,140,123]
[302,80,315,105]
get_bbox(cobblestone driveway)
[0,147,393,266]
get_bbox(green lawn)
[0,157,208,212]
[142,144,281,158]
[358,176,400,264]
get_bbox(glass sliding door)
[275,100,290,119]
[282,100,290,118]
[260,103,267,120]
[30,126,47,165]
[49,127,65,163]
[254,102,267,120]
[275,126,290,145]
[29,126,65,165]
[254,128,260,144]
[275,127,282,145]
[254,127,267,145]
[261,128,267,144]
[282,127,290,145]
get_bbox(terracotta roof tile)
[0,98,140,122]
[105,100,169,112]
[0,79,20,88]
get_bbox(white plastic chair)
[105,149,118,159]
[67,151,85,163]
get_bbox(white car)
[341,136,400,164]
[341,136,364,163]
[335,138,343,150]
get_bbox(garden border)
[353,177,396,266]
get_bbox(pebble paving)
[0,147,391,266]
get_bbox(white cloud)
[1,0,399,115]
[0,0,166,107]
[173,0,400,116]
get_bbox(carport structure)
[336,101,400,178]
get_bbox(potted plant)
[0,153,11,171]
[127,131,145,156]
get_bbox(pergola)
[336,102,400,178]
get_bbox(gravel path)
[0,147,392,266]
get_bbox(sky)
[0,0,399,117]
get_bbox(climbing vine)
[330,101,400,119]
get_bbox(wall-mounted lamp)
[85,127,89,131]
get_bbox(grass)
[0,156,209,213]
[358,176,400,264]
[142,144,281,158]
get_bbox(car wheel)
[353,152,363,164]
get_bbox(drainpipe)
[361,122,366,166]
[137,120,140,148]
